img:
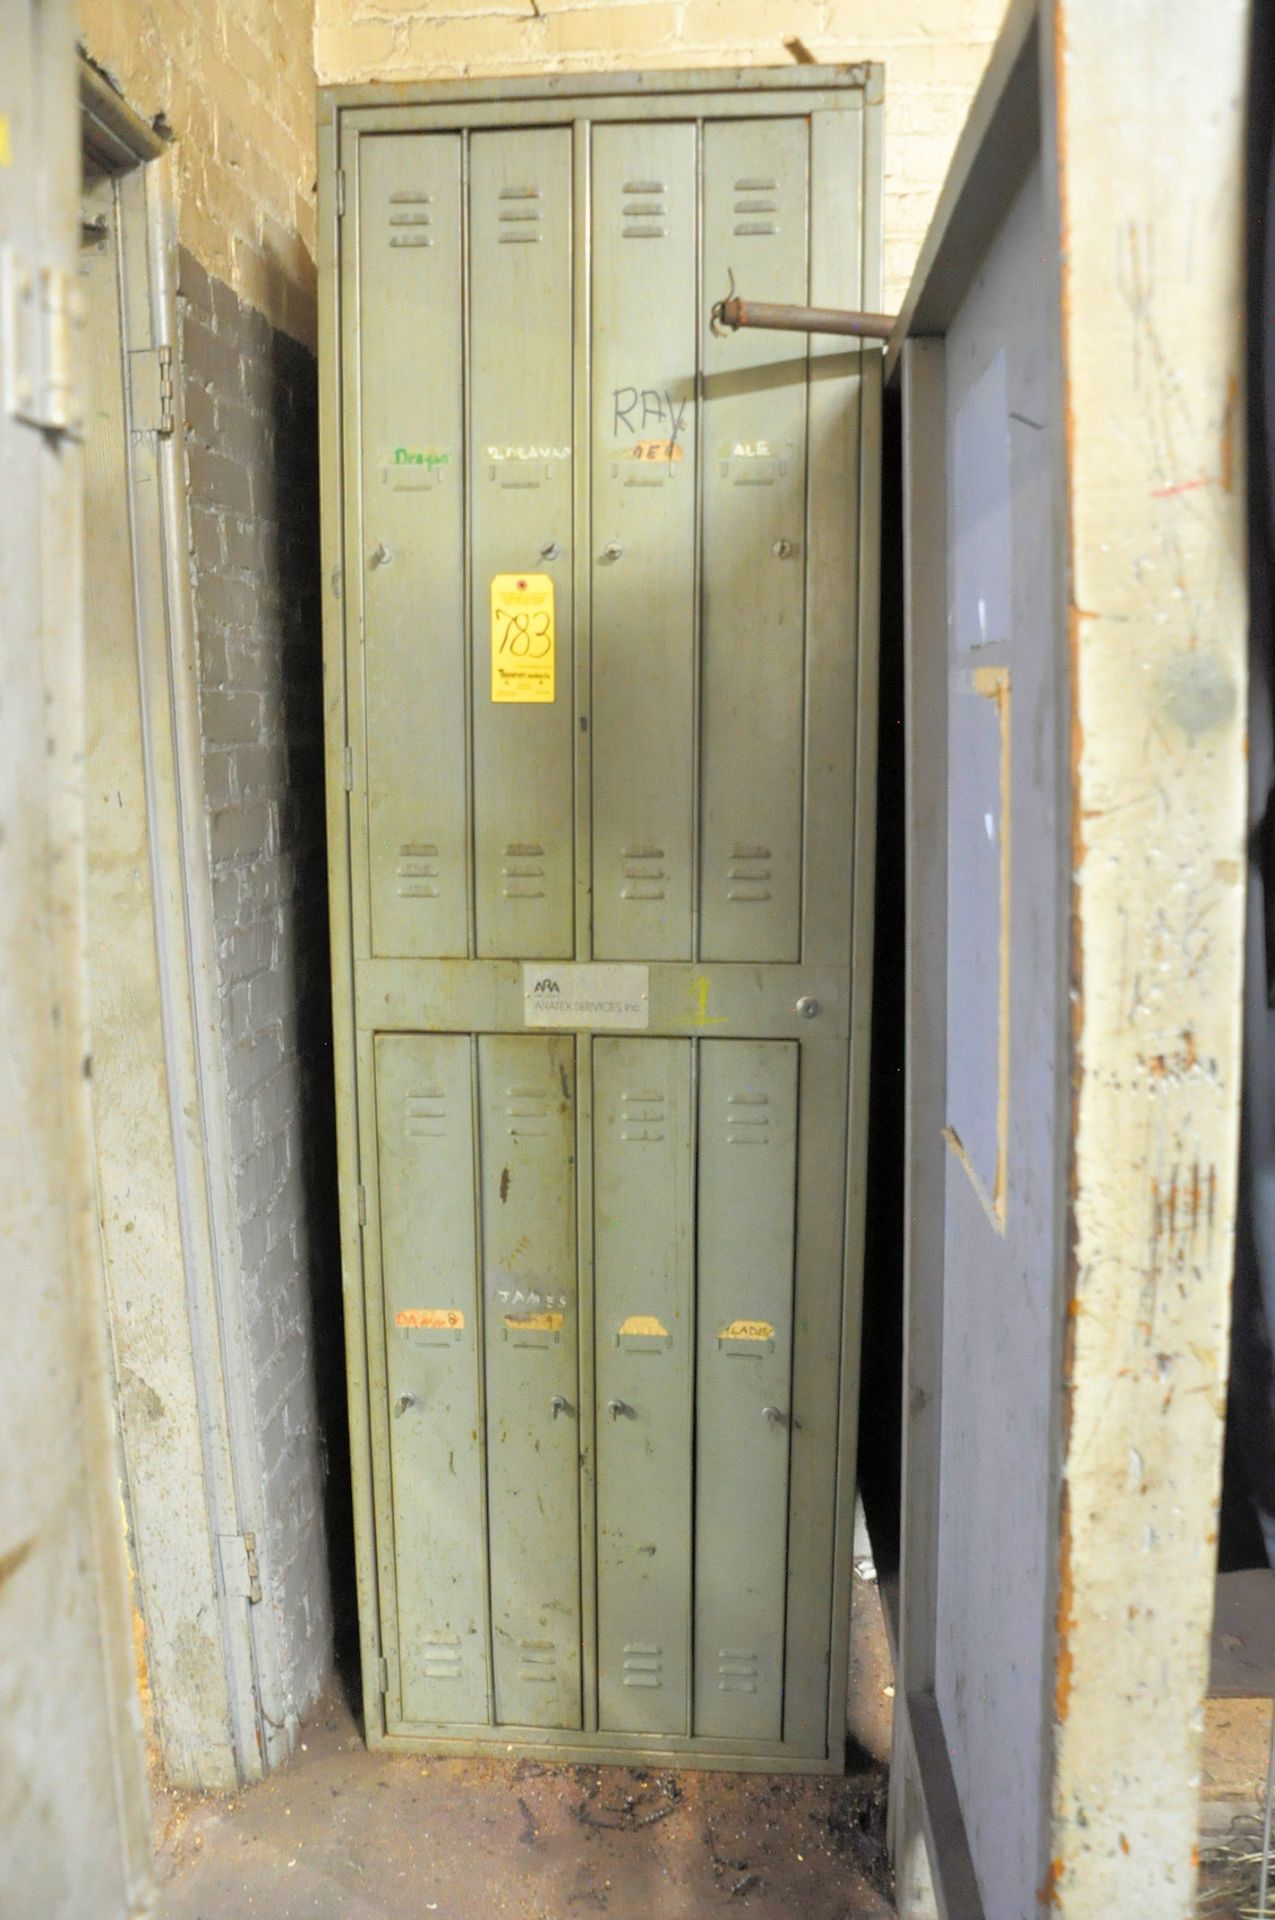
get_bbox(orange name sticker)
[630,438,685,463]
[395,1308,464,1330]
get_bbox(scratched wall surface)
[1050,1,1248,1913]
[315,0,1010,311]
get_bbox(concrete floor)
[153,1573,896,1920]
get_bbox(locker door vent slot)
[732,175,779,237]
[396,843,441,897]
[725,848,774,903]
[505,1085,551,1138]
[622,1644,663,1689]
[501,843,547,899]
[716,1649,760,1694]
[498,184,543,244]
[726,1092,771,1147]
[405,1090,447,1139]
[621,847,667,901]
[420,1635,464,1680]
[621,180,667,239]
[388,189,433,248]
[516,1639,558,1684]
[620,1088,666,1144]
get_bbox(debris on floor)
[152,1684,895,1920]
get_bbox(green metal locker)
[320,65,882,1770]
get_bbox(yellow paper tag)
[0,118,12,169]
[719,1319,775,1343]
[504,1311,564,1333]
[491,572,555,703]
[396,1308,464,1330]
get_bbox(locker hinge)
[128,343,175,436]
[343,745,354,791]
[377,1656,390,1695]
[356,1183,368,1226]
[336,168,347,218]
[0,248,84,438]
[219,1531,263,1606]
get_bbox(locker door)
[470,130,575,959]
[694,1041,799,1740]
[593,1038,694,1733]
[359,135,467,958]
[375,1035,488,1725]
[478,1036,581,1729]
[591,124,697,959]
[700,122,810,962]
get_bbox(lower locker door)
[694,1041,799,1739]
[374,1034,489,1726]
[593,1038,694,1733]
[478,1035,582,1728]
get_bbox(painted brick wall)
[79,0,318,345]
[177,245,341,1734]
[314,0,1009,308]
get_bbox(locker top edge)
[318,63,880,121]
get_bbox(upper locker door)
[358,135,467,957]
[470,130,575,958]
[700,120,810,963]
[591,123,697,959]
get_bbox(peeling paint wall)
[1049,0,1248,1911]
[314,0,1010,311]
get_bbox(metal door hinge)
[219,1531,263,1605]
[128,343,175,436]
[1,248,84,438]
[357,1183,368,1226]
[336,169,347,218]
[343,746,354,791]
[377,1656,390,1694]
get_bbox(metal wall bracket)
[219,1532,263,1606]
[1,247,85,438]
[128,343,175,436]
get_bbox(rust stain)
[1055,1486,1075,1724]
[1039,1856,1065,1906]
[1119,1833,1130,1855]
[499,1165,510,1205]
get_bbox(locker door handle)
[550,1394,573,1420]
[762,1405,788,1428]
[394,1392,419,1417]
[606,1398,635,1420]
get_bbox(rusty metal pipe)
[713,293,896,341]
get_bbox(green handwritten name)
[392,446,449,469]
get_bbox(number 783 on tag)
[490,572,555,703]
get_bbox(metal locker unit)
[320,66,882,1771]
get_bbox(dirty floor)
[153,1571,896,1920]
[152,1701,894,1920]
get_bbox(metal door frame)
[318,67,883,1768]
[79,59,283,1786]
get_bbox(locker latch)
[1,248,84,439]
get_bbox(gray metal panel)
[590,122,697,960]
[360,134,468,957]
[593,1037,694,1733]
[478,1034,582,1729]
[700,119,809,963]
[694,1040,799,1739]
[933,158,1056,1920]
[470,129,575,959]
[374,1034,489,1726]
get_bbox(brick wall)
[177,245,342,1733]
[314,0,1010,308]
[80,0,317,345]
